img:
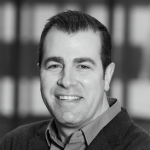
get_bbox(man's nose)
[57,68,78,88]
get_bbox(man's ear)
[104,63,115,92]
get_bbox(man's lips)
[56,95,83,101]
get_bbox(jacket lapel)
[86,130,112,150]
[87,108,133,150]
[103,108,133,146]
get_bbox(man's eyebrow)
[44,57,64,66]
[74,58,96,66]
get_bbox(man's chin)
[57,113,84,127]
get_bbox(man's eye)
[47,64,62,70]
[78,65,90,69]
[49,65,60,69]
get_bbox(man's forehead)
[43,28,102,64]
[44,28,101,52]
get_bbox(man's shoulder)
[125,121,150,149]
[6,119,50,138]
[0,119,51,149]
[103,108,150,149]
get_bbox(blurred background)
[0,0,150,140]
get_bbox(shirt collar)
[45,119,61,147]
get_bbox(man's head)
[39,10,115,129]
[38,10,112,73]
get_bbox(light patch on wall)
[20,4,33,43]
[18,77,32,116]
[0,5,3,41]
[32,4,58,43]
[2,2,16,43]
[87,4,109,28]
[0,77,14,116]
[128,79,150,119]
[129,6,150,46]
[113,5,125,47]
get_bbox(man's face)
[40,29,108,128]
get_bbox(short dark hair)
[38,10,112,72]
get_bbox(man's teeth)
[59,95,81,100]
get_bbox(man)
[0,10,150,150]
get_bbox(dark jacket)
[0,108,150,150]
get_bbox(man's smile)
[56,95,82,101]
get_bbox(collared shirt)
[45,98,121,150]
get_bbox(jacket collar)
[104,108,133,145]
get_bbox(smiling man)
[1,10,150,150]
[40,28,114,146]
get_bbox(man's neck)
[55,121,79,145]
[100,94,110,114]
